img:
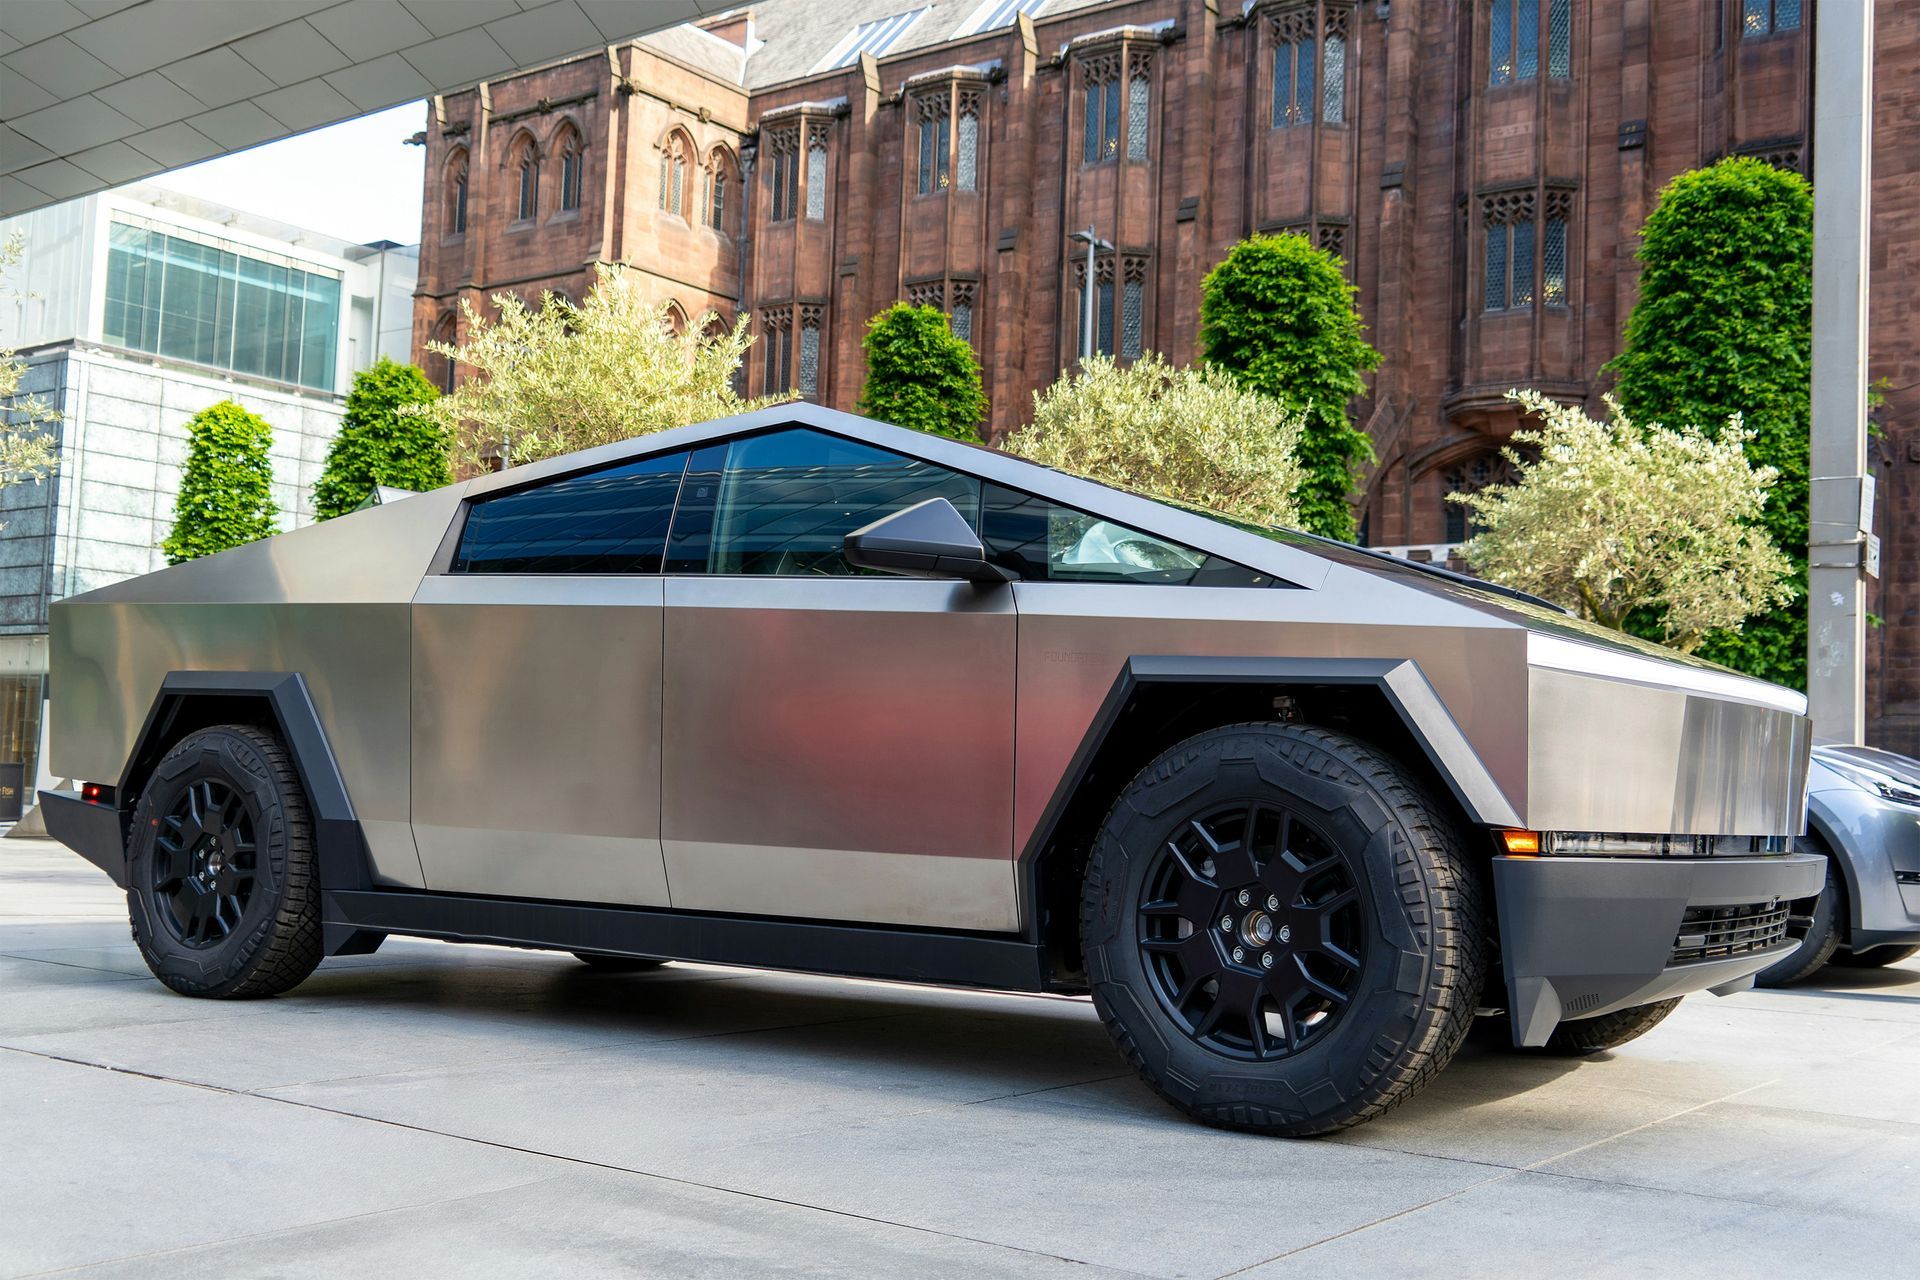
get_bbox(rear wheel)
[1753,855,1842,987]
[1533,999,1680,1056]
[571,952,666,972]
[1831,945,1919,969]
[1080,723,1488,1137]
[127,725,323,999]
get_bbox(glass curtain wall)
[102,220,343,391]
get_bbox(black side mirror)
[844,497,1012,583]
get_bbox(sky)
[145,103,428,247]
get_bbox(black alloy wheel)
[1138,802,1366,1061]
[150,778,260,949]
[1081,722,1489,1137]
[128,724,324,999]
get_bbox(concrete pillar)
[1807,0,1875,743]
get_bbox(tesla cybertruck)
[42,405,1818,1136]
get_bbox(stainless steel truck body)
[40,405,1820,1135]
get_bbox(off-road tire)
[1831,945,1919,969]
[1754,855,1843,987]
[572,952,667,972]
[127,725,323,999]
[1080,723,1489,1137]
[1534,999,1680,1056]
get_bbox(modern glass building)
[100,218,345,392]
[0,185,417,818]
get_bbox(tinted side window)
[706,429,980,576]
[980,484,1276,586]
[452,451,689,574]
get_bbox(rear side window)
[451,451,689,574]
[981,484,1276,586]
[701,429,980,576]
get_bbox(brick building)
[412,0,1919,751]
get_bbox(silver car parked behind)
[40,405,1820,1136]
[1757,745,1920,985]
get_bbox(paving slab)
[5,836,1919,1279]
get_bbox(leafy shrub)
[162,400,278,564]
[1004,354,1305,528]
[1607,157,1812,684]
[1199,233,1379,540]
[856,303,990,441]
[312,357,449,519]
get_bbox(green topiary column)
[855,303,990,442]
[1199,233,1381,541]
[1607,156,1813,689]
[161,400,279,564]
[311,357,450,519]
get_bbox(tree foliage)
[0,233,59,492]
[1606,156,1812,684]
[856,303,990,441]
[162,400,279,565]
[311,357,449,519]
[419,264,786,470]
[1453,391,1794,652]
[1004,354,1306,528]
[1199,232,1380,540]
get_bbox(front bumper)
[1492,851,1825,1046]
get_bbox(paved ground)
[3,838,1916,1278]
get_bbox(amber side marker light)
[1500,830,1543,855]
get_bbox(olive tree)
[1004,354,1306,528]
[0,233,59,494]
[419,264,786,470]
[1452,390,1794,652]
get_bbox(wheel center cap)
[1241,911,1275,948]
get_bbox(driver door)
[658,428,1020,931]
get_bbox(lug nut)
[1237,889,1250,906]
[1267,895,1280,911]
[1221,915,1234,933]
[1261,952,1275,970]
[1232,947,1245,963]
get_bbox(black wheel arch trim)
[48,672,378,913]
[1014,655,1521,951]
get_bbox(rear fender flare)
[118,671,376,899]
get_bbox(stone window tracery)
[766,127,800,222]
[956,89,981,190]
[916,94,951,194]
[805,122,830,221]
[557,126,584,213]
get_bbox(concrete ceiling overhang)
[1,0,718,218]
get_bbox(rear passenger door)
[410,451,687,906]
[658,429,1020,932]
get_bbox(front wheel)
[1532,999,1680,1056]
[1753,855,1842,987]
[127,725,324,999]
[1080,723,1489,1137]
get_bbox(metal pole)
[1081,226,1097,363]
[1807,0,1875,744]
